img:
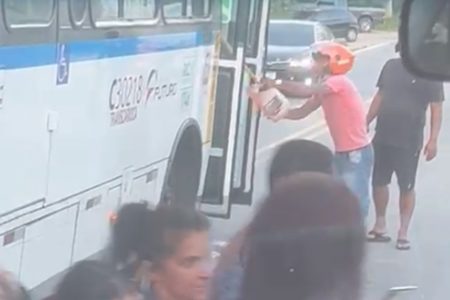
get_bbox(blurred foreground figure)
[210,140,334,300]
[50,260,140,300]
[241,173,365,300]
[0,269,29,300]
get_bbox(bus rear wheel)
[161,125,202,208]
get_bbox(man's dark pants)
[372,142,420,192]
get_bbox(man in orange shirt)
[263,42,373,218]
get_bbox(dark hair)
[54,260,132,300]
[269,140,333,190]
[112,203,210,270]
[241,173,365,300]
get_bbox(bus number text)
[109,69,178,126]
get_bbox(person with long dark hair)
[50,260,139,300]
[110,203,211,300]
[210,140,334,300]
[241,173,365,300]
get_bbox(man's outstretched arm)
[263,78,333,99]
[284,96,322,120]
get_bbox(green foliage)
[377,16,399,31]
[270,0,405,19]
[347,0,385,8]
[270,0,298,18]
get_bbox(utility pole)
[385,0,393,18]
[335,0,348,7]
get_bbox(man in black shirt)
[366,43,444,250]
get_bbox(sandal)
[367,230,392,243]
[396,239,411,251]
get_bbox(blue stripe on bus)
[0,31,205,70]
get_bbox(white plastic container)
[248,84,290,121]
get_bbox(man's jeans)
[334,144,374,218]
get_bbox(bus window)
[124,0,156,20]
[192,0,211,18]
[69,0,87,25]
[91,0,156,22]
[4,0,54,25]
[163,0,188,18]
[245,0,261,57]
[91,0,120,21]
[163,0,210,19]
[220,0,239,59]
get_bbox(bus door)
[201,0,270,217]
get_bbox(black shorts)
[372,143,420,192]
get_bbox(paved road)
[211,42,450,300]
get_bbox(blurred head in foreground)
[0,269,29,300]
[269,139,334,190]
[241,173,365,300]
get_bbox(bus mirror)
[400,0,450,80]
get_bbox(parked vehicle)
[294,8,359,42]
[296,1,386,33]
[265,20,334,83]
[349,6,386,32]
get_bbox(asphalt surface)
[211,42,450,300]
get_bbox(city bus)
[0,0,270,294]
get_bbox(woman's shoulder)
[210,228,248,300]
[210,260,244,300]
[215,228,247,270]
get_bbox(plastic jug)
[248,84,290,121]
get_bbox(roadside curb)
[340,31,397,52]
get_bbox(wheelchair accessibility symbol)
[56,44,70,85]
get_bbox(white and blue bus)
[0,0,270,294]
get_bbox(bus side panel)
[71,186,115,263]
[0,65,52,216]
[191,42,215,142]
[0,228,24,276]
[46,39,202,205]
[20,205,77,289]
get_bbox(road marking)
[257,120,326,156]
[353,41,394,54]
[257,100,372,157]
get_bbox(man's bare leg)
[398,189,416,241]
[371,185,390,233]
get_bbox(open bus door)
[200,0,270,217]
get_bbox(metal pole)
[335,0,348,7]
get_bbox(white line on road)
[257,100,373,157]
[257,120,327,156]
[353,41,394,54]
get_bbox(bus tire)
[161,121,202,208]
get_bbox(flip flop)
[396,239,411,251]
[367,230,392,243]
